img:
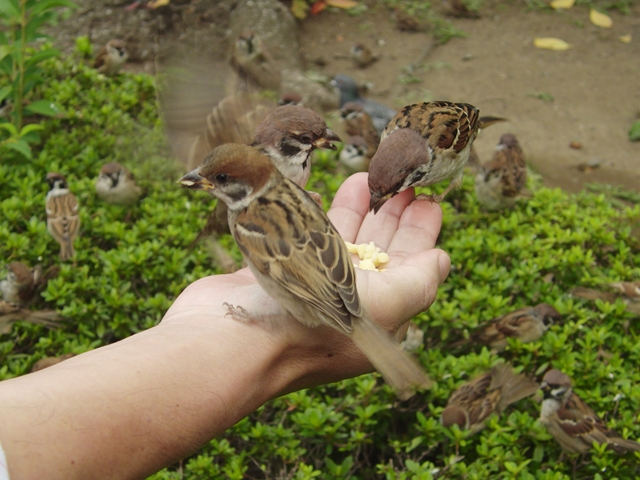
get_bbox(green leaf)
[0,85,11,103]
[19,123,44,136]
[0,121,17,136]
[629,120,640,142]
[2,138,32,158]
[29,0,78,16]
[23,99,59,116]
[24,48,59,67]
[0,0,20,20]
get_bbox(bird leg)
[223,302,283,329]
[415,174,464,204]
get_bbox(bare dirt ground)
[50,0,640,193]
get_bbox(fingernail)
[438,253,451,282]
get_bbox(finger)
[327,173,369,242]
[386,199,443,261]
[354,188,415,251]
[362,249,450,330]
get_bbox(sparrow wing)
[382,101,480,153]
[234,181,361,332]
[46,193,80,244]
[485,142,526,197]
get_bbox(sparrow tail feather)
[59,244,75,261]
[351,317,433,400]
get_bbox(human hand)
[162,172,449,392]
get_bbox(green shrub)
[1,53,640,479]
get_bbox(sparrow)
[608,281,640,301]
[331,74,396,135]
[339,136,371,173]
[196,104,341,241]
[31,353,75,373]
[446,0,481,18]
[230,30,282,92]
[441,364,539,434]
[180,144,432,399]
[278,91,303,106]
[94,39,129,76]
[475,133,527,211]
[393,8,425,32]
[350,43,379,69]
[339,101,380,156]
[45,172,80,261]
[95,162,142,205]
[539,369,640,454]
[450,303,562,352]
[0,300,61,334]
[368,101,505,212]
[1,262,39,304]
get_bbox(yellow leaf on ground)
[291,0,309,19]
[590,8,612,28]
[326,0,359,8]
[550,0,574,10]
[619,34,631,44]
[147,0,169,7]
[534,37,571,51]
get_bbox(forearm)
[0,300,307,479]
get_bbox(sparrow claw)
[223,303,252,322]
[414,193,441,203]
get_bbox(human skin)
[0,173,449,479]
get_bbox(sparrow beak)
[369,192,393,214]
[179,169,214,191]
[313,129,342,150]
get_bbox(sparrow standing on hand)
[368,101,504,211]
[451,303,561,352]
[180,144,432,399]
[475,133,527,211]
[45,173,80,261]
[441,364,539,434]
[95,162,142,205]
[94,40,129,76]
[331,74,396,135]
[539,369,640,454]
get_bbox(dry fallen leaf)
[550,0,574,10]
[534,37,571,51]
[326,0,359,8]
[291,0,309,19]
[590,8,612,28]
[147,0,169,8]
[619,34,632,44]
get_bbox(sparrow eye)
[215,173,229,184]
[299,134,313,144]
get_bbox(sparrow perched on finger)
[0,300,61,334]
[368,102,505,212]
[475,133,527,211]
[45,173,80,261]
[339,136,371,173]
[331,74,396,135]
[450,303,561,352]
[539,369,640,454]
[180,144,432,399]
[95,162,142,205]
[94,39,129,76]
[31,353,76,373]
[441,364,539,434]
[340,101,380,155]
[350,43,379,69]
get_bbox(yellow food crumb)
[346,241,391,271]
